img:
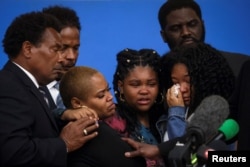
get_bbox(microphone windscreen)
[186,95,229,143]
[218,119,239,141]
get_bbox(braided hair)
[160,42,235,115]
[113,48,163,142]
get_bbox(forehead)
[171,63,188,74]
[41,27,62,44]
[88,72,107,89]
[60,27,80,41]
[166,8,200,25]
[126,66,157,79]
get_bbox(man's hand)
[60,117,98,152]
[61,106,98,121]
[122,137,160,159]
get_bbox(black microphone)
[195,119,239,166]
[168,95,229,167]
[195,140,229,166]
[185,95,230,148]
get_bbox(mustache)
[172,37,200,51]
[181,36,200,43]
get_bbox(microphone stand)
[168,136,197,167]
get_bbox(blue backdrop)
[1,0,249,95]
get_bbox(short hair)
[60,66,98,108]
[160,42,235,113]
[42,5,81,31]
[158,0,202,30]
[2,11,62,58]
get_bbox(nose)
[65,49,76,60]
[179,82,189,93]
[138,85,150,94]
[181,25,191,37]
[57,50,64,63]
[107,91,113,101]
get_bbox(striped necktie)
[39,86,57,110]
[54,82,65,109]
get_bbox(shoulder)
[1,61,34,87]
[0,68,22,90]
[242,59,250,67]
[219,50,250,77]
[239,59,250,75]
[219,50,249,60]
[104,111,127,135]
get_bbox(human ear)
[160,30,168,43]
[71,97,83,109]
[117,80,124,94]
[22,41,32,58]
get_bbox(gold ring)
[83,129,88,136]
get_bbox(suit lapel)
[30,87,59,132]
[4,61,59,132]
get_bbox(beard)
[166,24,206,50]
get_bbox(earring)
[155,92,164,104]
[119,93,125,102]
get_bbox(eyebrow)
[171,73,190,79]
[97,83,109,94]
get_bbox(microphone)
[195,119,239,165]
[185,95,230,148]
[168,95,229,167]
[195,140,229,166]
[206,118,239,144]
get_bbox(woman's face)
[81,72,116,119]
[171,63,191,106]
[118,66,159,113]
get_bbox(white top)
[47,80,59,104]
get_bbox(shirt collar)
[12,61,39,88]
[47,80,58,89]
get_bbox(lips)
[182,38,194,45]
[63,66,74,71]
[183,98,190,104]
[108,103,116,111]
[53,65,63,71]
[53,68,63,73]
[137,98,151,105]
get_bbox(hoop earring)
[155,92,164,104]
[119,93,125,102]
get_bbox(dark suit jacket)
[229,60,250,150]
[0,61,67,167]
[220,51,249,78]
[67,122,146,167]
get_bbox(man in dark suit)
[229,59,250,150]
[157,0,249,151]
[0,11,98,167]
[158,0,249,78]
[121,0,250,163]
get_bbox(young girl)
[160,42,235,140]
[105,48,165,167]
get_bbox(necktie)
[39,86,57,110]
[54,82,65,109]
